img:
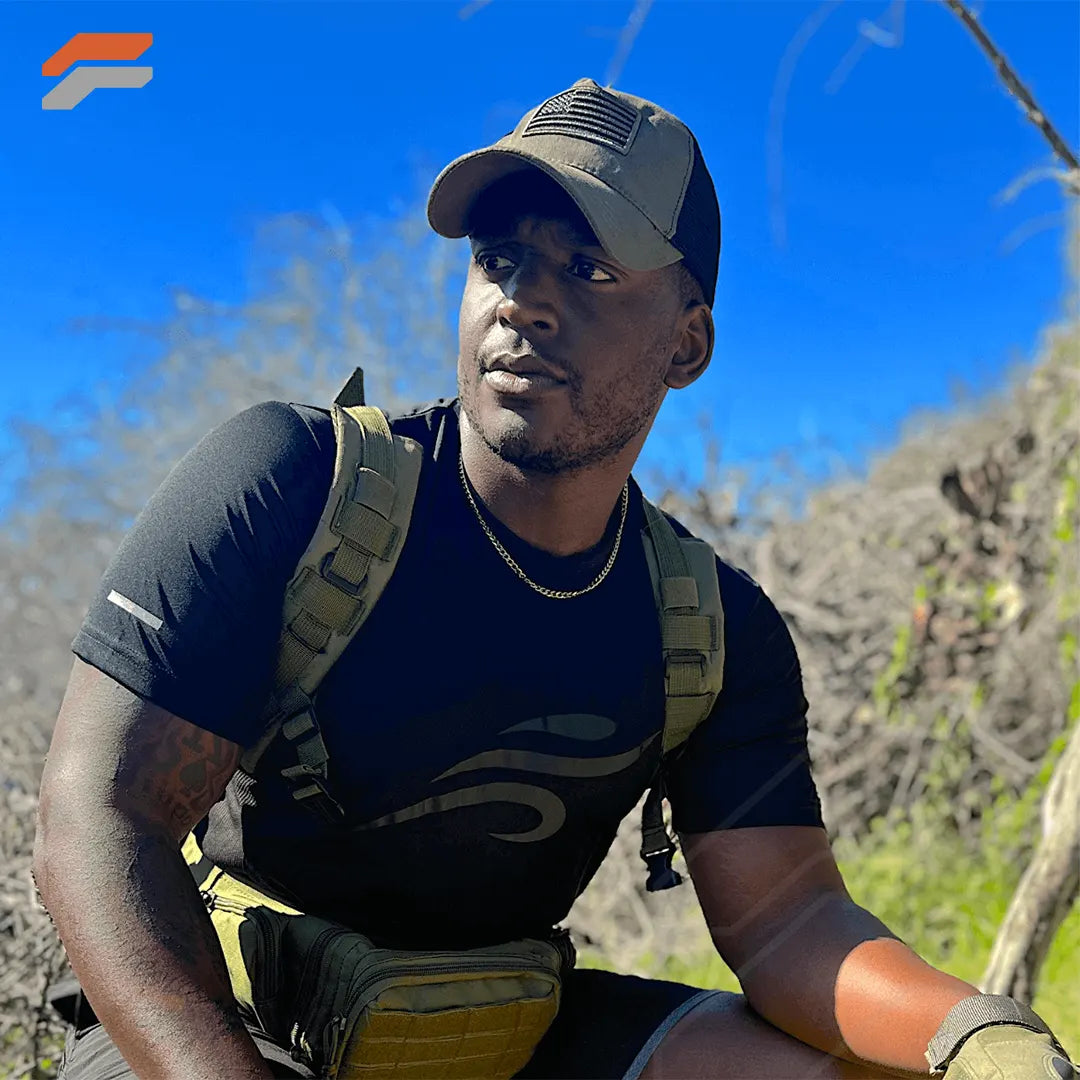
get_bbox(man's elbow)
[33,781,72,913]
[32,771,102,913]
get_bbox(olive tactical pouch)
[184,833,571,1080]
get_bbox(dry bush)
[0,206,460,1077]
[569,315,1080,975]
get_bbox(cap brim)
[427,147,683,273]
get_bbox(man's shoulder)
[386,398,460,452]
[650,502,764,612]
[283,396,460,456]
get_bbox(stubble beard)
[460,358,666,476]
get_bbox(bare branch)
[458,0,493,19]
[997,166,1080,207]
[825,0,906,95]
[605,0,654,90]
[981,716,1080,998]
[768,0,845,248]
[1001,211,1067,255]
[942,0,1080,178]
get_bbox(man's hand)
[943,1026,1077,1079]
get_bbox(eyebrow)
[470,219,605,253]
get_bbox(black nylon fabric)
[671,136,720,307]
[72,398,822,948]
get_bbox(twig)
[1001,212,1067,255]
[768,0,845,248]
[605,0,654,90]
[997,166,1078,207]
[825,0,907,95]
[941,0,1080,180]
[458,0,493,19]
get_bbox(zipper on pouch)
[347,941,563,1004]
[328,945,564,1074]
[201,891,248,916]
[200,890,283,1012]
[292,927,350,1068]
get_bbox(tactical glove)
[942,1025,1077,1080]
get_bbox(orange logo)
[42,33,153,110]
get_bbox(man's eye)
[569,259,616,283]
[477,253,515,274]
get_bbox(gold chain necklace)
[458,452,629,600]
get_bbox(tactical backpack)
[242,369,726,890]
[181,371,727,1079]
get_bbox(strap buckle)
[319,550,367,597]
[643,846,683,892]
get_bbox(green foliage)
[1053,467,1077,545]
[633,842,1080,1056]
[0,1029,62,1080]
[873,619,913,718]
[584,722,1080,1058]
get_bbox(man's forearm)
[35,810,272,1080]
[736,893,979,1075]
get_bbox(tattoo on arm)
[115,712,241,840]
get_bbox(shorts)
[58,968,740,1080]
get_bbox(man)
[35,79,1074,1080]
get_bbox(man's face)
[458,207,690,475]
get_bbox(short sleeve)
[664,562,825,834]
[71,401,335,743]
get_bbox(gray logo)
[353,714,654,843]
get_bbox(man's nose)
[495,256,559,337]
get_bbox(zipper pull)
[326,1015,348,1076]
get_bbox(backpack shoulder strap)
[239,402,423,818]
[637,495,725,890]
[640,496,725,753]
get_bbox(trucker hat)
[427,78,721,306]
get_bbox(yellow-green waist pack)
[184,833,569,1079]
[184,370,726,1078]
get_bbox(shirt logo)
[353,714,655,843]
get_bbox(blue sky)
[1,0,1077,504]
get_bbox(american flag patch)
[523,84,640,154]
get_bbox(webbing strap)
[357,403,395,476]
[638,496,726,891]
[288,610,333,654]
[289,567,365,636]
[332,499,398,560]
[240,398,424,817]
[661,613,718,653]
[323,540,372,593]
[639,783,683,892]
[640,499,723,756]
[660,577,698,610]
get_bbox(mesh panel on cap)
[671,137,721,307]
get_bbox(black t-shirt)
[73,399,823,948]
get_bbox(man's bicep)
[680,824,848,976]
[40,657,242,845]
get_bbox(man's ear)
[665,303,714,390]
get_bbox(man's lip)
[483,354,567,383]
